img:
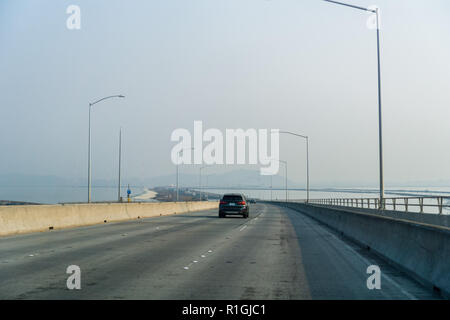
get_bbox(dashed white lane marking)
[182,210,263,270]
[185,251,213,269]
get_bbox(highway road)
[0,203,440,299]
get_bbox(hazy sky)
[1,0,450,187]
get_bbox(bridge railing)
[298,196,450,215]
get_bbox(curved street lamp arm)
[279,131,308,140]
[323,0,376,13]
[89,94,125,106]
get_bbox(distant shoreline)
[133,188,158,201]
[0,200,41,206]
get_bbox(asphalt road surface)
[0,203,440,299]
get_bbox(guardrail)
[300,197,450,215]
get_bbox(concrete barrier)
[313,204,450,228]
[273,202,450,298]
[0,201,218,237]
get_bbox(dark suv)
[219,193,249,218]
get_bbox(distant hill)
[141,169,297,189]
[0,174,72,187]
[3,172,448,190]
[0,170,296,189]
[0,174,116,187]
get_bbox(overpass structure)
[0,198,448,300]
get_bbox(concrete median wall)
[0,201,218,237]
[274,202,450,298]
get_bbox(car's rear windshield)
[222,195,243,201]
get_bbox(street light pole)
[270,175,273,201]
[205,175,209,200]
[176,162,179,202]
[306,137,310,202]
[285,162,288,203]
[176,147,194,202]
[87,94,125,203]
[375,7,385,208]
[199,165,207,201]
[280,131,310,203]
[118,127,122,202]
[88,104,92,203]
[274,159,288,203]
[323,0,384,208]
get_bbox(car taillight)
[238,201,246,205]
[220,201,227,204]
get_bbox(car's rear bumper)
[219,206,248,215]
